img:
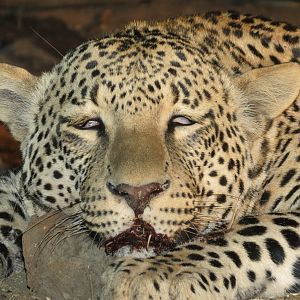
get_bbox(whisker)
[23,209,63,235]
[33,211,85,259]
[23,193,81,236]
[30,27,64,57]
[192,191,246,230]
[193,193,242,201]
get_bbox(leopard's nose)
[107,180,170,216]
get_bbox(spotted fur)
[0,11,299,299]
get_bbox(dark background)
[0,0,299,169]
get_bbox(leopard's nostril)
[107,181,128,197]
[106,181,116,194]
[162,180,170,191]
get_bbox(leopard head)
[0,27,299,253]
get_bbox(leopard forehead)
[45,29,224,117]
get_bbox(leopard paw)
[100,258,206,300]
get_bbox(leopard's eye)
[169,115,196,127]
[74,118,105,131]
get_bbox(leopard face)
[20,32,254,245]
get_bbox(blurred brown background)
[0,0,299,170]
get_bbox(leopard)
[0,10,299,300]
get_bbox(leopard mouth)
[103,219,175,255]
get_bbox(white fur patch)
[113,246,155,258]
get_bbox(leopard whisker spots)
[188,215,229,235]
[194,193,241,198]
[193,204,232,210]
[191,214,222,221]
[193,193,243,202]
[190,218,228,230]
[193,192,245,227]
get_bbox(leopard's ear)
[0,63,38,141]
[234,62,300,138]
